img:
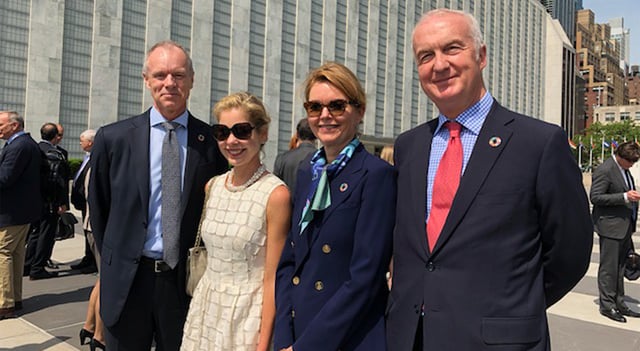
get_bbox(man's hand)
[627,190,640,202]
[57,205,67,214]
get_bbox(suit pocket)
[482,316,541,345]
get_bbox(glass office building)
[1,0,550,163]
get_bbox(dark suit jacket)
[273,142,316,194]
[88,109,227,327]
[590,156,636,239]
[71,157,89,212]
[274,144,396,351]
[386,102,593,351]
[0,133,42,227]
[39,141,70,210]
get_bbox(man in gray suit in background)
[273,118,316,194]
[591,141,640,323]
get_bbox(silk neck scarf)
[299,138,360,235]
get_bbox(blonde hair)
[303,62,366,111]
[380,145,394,165]
[213,92,271,133]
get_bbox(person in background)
[386,9,592,350]
[273,118,317,194]
[379,145,394,165]
[0,111,42,320]
[54,123,69,160]
[590,141,640,323]
[274,62,396,351]
[71,129,98,274]
[89,40,227,350]
[181,92,291,351]
[24,122,70,280]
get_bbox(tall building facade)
[1,0,550,163]
[608,17,630,74]
[539,0,576,42]
[576,9,627,127]
[629,65,640,105]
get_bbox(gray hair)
[0,111,24,129]
[142,40,194,76]
[80,129,96,142]
[414,8,485,59]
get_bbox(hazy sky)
[582,0,640,66]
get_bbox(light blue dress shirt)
[425,92,494,222]
[143,107,189,259]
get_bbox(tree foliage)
[570,121,640,171]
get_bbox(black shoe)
[29,271,59,280]
[70,258,92,270]
[80,328,94,345]
[46,260,59,269]
[618,306,640,318]
[23,266,30,277]
[89,338,106,351]
[600,308,627,323]
[14,301,23,311]
[0,307,16,320]
[80,265,98,274]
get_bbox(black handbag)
[55,212,78,241]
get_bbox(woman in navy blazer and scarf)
[274,62,396,351]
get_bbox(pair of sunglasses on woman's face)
[303,99,360,117]
[211,122,255,141]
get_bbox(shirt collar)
[150,106,189,129]
[434,91,494,136]
[6,130,26,144]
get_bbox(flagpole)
[577,136,582,169]
[589,135,593,171]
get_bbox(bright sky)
[582,0,640,66]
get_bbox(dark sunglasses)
[303,99,360,117]
[211,122,255,141]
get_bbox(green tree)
[571,121,640,171]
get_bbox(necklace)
[225,163,267,192]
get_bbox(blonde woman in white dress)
[181,92,291,351]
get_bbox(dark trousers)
[413,315,423,351]
[598,228,633,310]
[104,259,188,351]
[80,210,96,265]
[24,213,58,275]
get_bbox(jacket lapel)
[130,112,151,213]
[181,114,207,217]
[408,122,437,258]
[431,103,513,255]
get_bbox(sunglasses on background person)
[303,99,360,117]
[211,122,255,141]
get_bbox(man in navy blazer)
[0,111,42,319]
[89,41,227,350]
[386,9,593,350]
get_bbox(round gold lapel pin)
[339,183,348,192]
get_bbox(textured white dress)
[181,172,284,350]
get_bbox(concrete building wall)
[1,0,553,162]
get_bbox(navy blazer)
[88,110,227,327]
[0,133,42,227]
[386,102,593,350]
[274,144,396,351]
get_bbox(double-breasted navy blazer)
[386,102,593,350]
[274,144,396,351]
[0,132,42,227]
[88,110,227,327]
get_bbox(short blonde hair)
[303,62,366,111]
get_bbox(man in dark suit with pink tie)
[386,9,593,350]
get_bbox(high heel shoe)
[79,328,94,345]
[89,338,106,351]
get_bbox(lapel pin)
[489,136,501,148]
[197,134,205,142]
[339,183,348,192]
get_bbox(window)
[620,112,630,121]
[605,112,615,122]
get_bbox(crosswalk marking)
[548,291,640,332]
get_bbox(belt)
[140,256,173,273]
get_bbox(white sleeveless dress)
[181,172,284,350]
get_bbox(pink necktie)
[427,121,462,251]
